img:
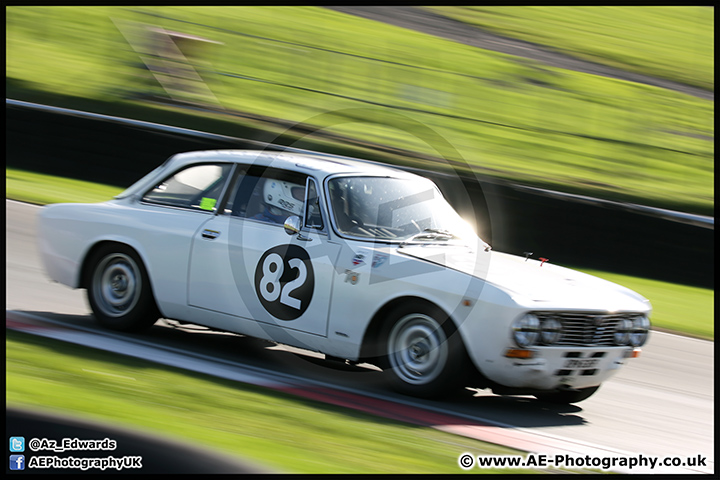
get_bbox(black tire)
[380,304,467,399]
[85,244,159,332]
[534,385,599,404]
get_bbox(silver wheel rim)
[92,253,141,318]
[387,313,449,385]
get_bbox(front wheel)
[381,304,467,398]
[534,386,599,404]
[86,244,159,332]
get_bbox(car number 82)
[254,245,314,320]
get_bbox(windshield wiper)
[400,228,456,246]
[400,228,492,251]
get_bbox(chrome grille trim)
[534,312,644,346]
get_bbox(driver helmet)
[263,180,305,217]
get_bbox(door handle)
[201,229,220,240]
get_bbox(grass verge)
[6,168,124,205]
[6,329,538,474]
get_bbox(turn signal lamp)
[505,348,535,359]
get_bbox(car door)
[134,161,235,317]
[188,165,341,338]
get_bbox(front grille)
[535,312,643,347]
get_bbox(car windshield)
[327,175,478,243]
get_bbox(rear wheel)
[381,304,467,398]
[86,244,159,332]
[534,386,599,404]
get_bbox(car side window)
[227,166,308,226]
[142,163,232,212]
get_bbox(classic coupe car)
[38,150,651,402]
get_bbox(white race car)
[37,150,651,403]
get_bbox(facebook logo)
[10,436,25,452]
[9,455,25,470]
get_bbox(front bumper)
[481,346,636,391]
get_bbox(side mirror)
[283,215,302,236]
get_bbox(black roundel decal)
[254,245,314,320]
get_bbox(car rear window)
[142,163,233,212]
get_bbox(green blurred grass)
[5,6,714,215]
[429,6,714,91]
[6,168,124,205]
[7,329,540,474]
[6,167,713,340]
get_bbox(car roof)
[115,149,423,199]
[170,149,415,178]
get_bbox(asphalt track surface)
[6,199,714,474]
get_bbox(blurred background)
[6,6,714,214]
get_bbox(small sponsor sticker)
[371,253,388,268]
[352,252,366,267]
[344,269,360,285]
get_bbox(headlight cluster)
[512,314,562,347]
[613,318,632,345]
[624,315,650,347]
[511,313,650,348]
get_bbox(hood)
[398,242,650,311]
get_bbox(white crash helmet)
[263,180,305,217]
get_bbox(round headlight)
[540,318,562,345]
[613,318,633,346]
[512,314,540,347]
[630,315,650,346]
